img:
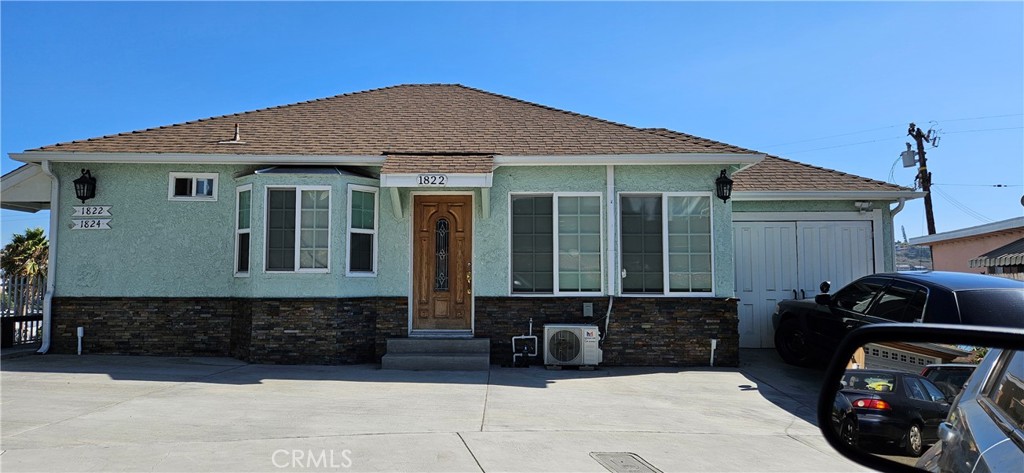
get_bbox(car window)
[905,378,929,401]
[957,289,1024,327]
[987,350,1024,428]
[845,372,897,392]
[834,278,888,314]
[919,377,948,402]
[868,281,926,322]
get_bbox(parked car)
[832,369,953,457]
[772,271,1024,367]
[916,348,1024,472]
[816,323,1024,473]
[920,363,976,398]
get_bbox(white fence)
[1,275,45,347]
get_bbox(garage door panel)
[736,219,875,349]
[734,222,797,348]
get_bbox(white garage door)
[735,220,875,348]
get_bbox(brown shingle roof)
[381,154,494,174]
[644,128,909,192]
[30,84,752,156]
[28,83,911,194]
[732,155,908,192]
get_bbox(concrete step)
[386,337,490,355]
[381,353,490,371]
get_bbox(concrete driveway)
[1,350,866,472]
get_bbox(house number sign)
[417,174,448,186]
[71,219,111,230]
[72,205,112,217]
[71,205,112,230]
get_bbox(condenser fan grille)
[548,329,582,363]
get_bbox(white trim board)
[493,153,764,166]
[732,191,925,201]
[13,152,386,166]
[909,216,1024,245]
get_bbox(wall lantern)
[715,169,733,203]
[73,169,97,203]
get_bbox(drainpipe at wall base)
[37,160,58,354]
[890,197,906,217]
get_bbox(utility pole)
[909,123,937,235]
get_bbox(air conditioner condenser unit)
[543,324,603,367]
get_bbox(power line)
[933,183,1023,187]
[784,135,906,154]
[932,186,993,223]
[760,124,903,148]
[931,113,1023,123]
[943,126,1023,135]
[758,113,1021,150]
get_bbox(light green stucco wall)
[53,163,241,297]
[52,163,740,298]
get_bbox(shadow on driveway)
[1,348,829,427]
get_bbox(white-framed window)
[265,185,331,273]
[168,172,218,201]
[234,184,252,277]
[346,185,378,277]
[619,192,714,296]
[510,192,603,295]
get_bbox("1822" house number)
[417,174,448,186]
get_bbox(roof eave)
[731,190,925,201]
[493,153,765,166]
[909,217,1024,246]
[13,151,766,167]
[12,151,387,166]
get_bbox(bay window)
[266,186,331,272]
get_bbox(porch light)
[715,169,733,203]
[73,169,97,203]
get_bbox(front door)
[412,195,473,331]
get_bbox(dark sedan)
[772,271,1024,367]
[833,369,953,457]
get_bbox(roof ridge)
[41,84,456,150]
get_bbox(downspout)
[890,197,906,217]
[37,161,58,354]
[604,165,615,340]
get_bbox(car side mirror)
[819,281,831,293]
[814,294,831,305]
[818,323,1024,473]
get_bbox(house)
[0,84,922,367]
[909,217,1024,276]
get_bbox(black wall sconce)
[715,169,733,203]
[73,169,97,203]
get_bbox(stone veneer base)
[51,296,737,367]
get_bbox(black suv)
[772,271,1024,367]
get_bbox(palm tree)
[1,228,49,278]
[1,228,48,317]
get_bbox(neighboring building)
[0,84,921,366]
[909,217,1024,275]
[970,237,1024,278]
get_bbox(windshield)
[843,372,897,392]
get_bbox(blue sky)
[2,2,1022,245]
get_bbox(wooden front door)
[412,195,473,331]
